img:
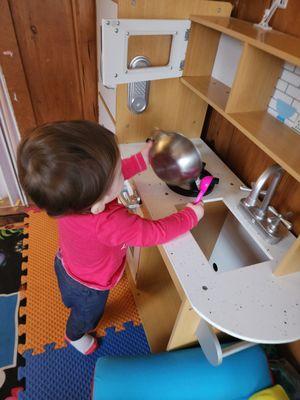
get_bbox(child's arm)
[122,142,152,180]
[97,203,203,247]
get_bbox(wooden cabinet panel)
[269,0,300,38]
[118,0,233,19]
[0,0,36,135]
[1,0,98,130]
[127,35,172,67]
[230,0,271,22]
[229,0,300,58]
[8,0,83,124]
[71,0,98,121]
[226,45,283,113]
[184,24,221,76]
[128,245,182,353]
[116,79,207,143]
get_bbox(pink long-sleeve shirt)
[58,152,198,290]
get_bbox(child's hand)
[141,140,153,166]
[186,202,204,221]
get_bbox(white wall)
[0,66,27,206]
[0,167,9,200]
[212,34,243,88]
[96,0,117,120]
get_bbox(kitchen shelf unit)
[98,0,299,355]
[182,16,300,182]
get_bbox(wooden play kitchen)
[97,0,300,365]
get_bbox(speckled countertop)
[120,140,300,344]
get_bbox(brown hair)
[17,120,120,216]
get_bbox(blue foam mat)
[0,293,19,368]
[18,322,150,400]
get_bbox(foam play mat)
[19,211,141,355]
[0,226,26,399]
[14,211,149,399]
[19,322,150,400]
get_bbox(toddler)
[17,120,204,355]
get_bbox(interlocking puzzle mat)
[18,322,150,400]
[0,228,24,294]
[0,227,26,399]
[19,211,141,355]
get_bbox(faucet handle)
[239,185,251,192]
[119,180,141,209]
[268,206,293,231]
[240,184,267,196]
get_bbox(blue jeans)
[54,256,109,341]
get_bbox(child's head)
[17,120,123,216]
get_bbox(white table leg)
[196,319,256,366]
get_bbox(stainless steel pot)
[149,131,202,186]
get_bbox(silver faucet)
[241,164,283,220]
[119,180,141,210]
[240,164,292,243]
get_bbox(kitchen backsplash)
[268,62,300,134]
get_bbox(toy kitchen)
[97,0,300,367]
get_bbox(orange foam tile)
[19,211,140,354]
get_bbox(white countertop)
[120,140,300,344]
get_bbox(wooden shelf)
[181,76,230,114]
[229,111,300,181]
[190,16,300,66]
[182,16,300,182]
[180,77,300,181]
